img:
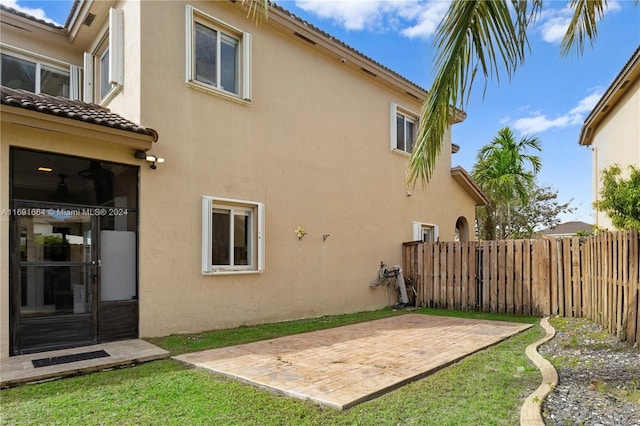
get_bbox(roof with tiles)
[269,2,429,94]
[0,3,64,29]
[540,221,593,236]
[1,86,158,141]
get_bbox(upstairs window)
[202,196,264,275]
[186,6,252,102]
[84,8,124,103]
[390,103,418,154]
[1,51,80,99]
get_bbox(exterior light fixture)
[134,150,165,169]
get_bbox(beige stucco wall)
[132,0,476,337]
[590,77,640,230]
[0,0,480,354]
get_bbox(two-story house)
[579,45,640,229]
[0,0,487,357]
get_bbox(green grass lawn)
[1,309,543,426]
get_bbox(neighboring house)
[539,221,593,238]
[0,1,487,357]
[579,45,640,230]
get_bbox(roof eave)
[1,104,156,150]
[578,45,640,147]
[450,166,489,206]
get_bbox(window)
[202,196,264,274]
[390,103,418,154]
[413,222,439,242]
[186,6,252,101]
[0,51,79,98]
[84,8,123,103]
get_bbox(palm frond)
[406,0,541,187]
[241,0,269,23]
[561,0,607,56]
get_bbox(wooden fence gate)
[402,230,640,347]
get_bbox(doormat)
[32,350,110,368]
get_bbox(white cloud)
[510,90,603,134]
[568,92,602,115]
[400,1,450,40]
[0,0,60,25]
[294,0,448,39]
[536,1,622,45]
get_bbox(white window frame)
[390,102,418,155]
[202,196,264,275]
[186,5,252,103]
[83,8,124,104]
[413,222,439,242]
[0,45,80,99]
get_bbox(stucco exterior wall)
[131,1,476,337]
[590,77,640,229]
[1,0,481,352]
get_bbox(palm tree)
[472,127,541,239]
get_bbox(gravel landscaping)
[539,317,640,426]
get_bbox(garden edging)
[520,317,558,426]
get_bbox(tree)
[406,0,623,186]
[508,182,575,238]
[472,127,541,239]
[475,180,574,239]
[593,164,640,230]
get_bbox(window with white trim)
[390,103,418,154]
[202,196,264,274]
[186,6,252,101]
[83,8,124,103]
[413,222,439,242]
[0,50,80,99]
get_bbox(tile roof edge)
[1,86,158,142]
[0,3,64,30]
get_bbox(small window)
[83,8,124,103]
[186,6,252,102]
[202,196,264,274]
[1,52,73,98]
[413,222,439,242]
[390,103,418,154]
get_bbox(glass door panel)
[17,210,94,318]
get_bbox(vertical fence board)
[571,238,582,317]
[628,230,638,346]
[490,241,498,312]
[549,237,558,315]
[506,241,515,314]
[555,239,565,316]
[514,240,523,315]
[467,242,476,310]
[523,240,532,316]
[460,243,468,310]
[482,242,490,311]
[447,243,457,309]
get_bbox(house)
[579,45,640,229]
[0,0,487,357]
[539,221,593,238]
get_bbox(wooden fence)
[402,230,640,348]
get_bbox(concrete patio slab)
[174,314,533,409]
[0,339,170,388]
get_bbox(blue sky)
[4,0,640,224]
